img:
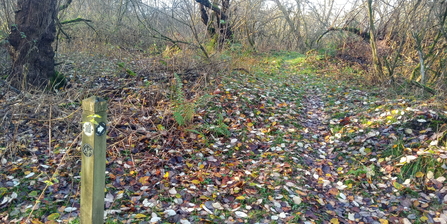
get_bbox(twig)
[10,107,81,122]
[409,80,436,95]
[0,80,21,94]
[49,105,52,155]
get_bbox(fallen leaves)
[1,52,446,223]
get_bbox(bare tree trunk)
[366,0,384,81]
[0,0,13,25]
[273,0,300,48]
[294,0,302,49]
[7,0,57,90]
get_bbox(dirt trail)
[296,81,390,223]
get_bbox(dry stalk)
[25,133,81,223]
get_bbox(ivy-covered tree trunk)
[7,0,57,90]
[196,0,233,49]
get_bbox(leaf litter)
[0,52,446,223]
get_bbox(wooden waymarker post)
[81,96,107,224]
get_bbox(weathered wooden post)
[81,96,107,224]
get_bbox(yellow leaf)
[199,164,205,169]
[191,179,201,184]
[156,124,165,131]
[330,218,339,224]
[47,213,60,220]
[247,122,254,127]
[420,216,428,221]
[415,172,424,178]
[0,187,7,197]
[379,219,389,224]
[236,195,245,200]
[163,172,169,178]
[393,181,403,190]
[30,219,44,224]
[200,195,211,200]
[44,180,54,186]
[134,213,147,219]
[186,162,193,168]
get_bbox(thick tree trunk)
[7,0,57,90]
[218,0,232,46]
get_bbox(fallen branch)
[60,18,92,25]
[409,80,436,95]
[0,79,21,94]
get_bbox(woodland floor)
[0,51,447,224]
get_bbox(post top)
[82,96,107,112]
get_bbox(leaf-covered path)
[1,52,446,223]
[108,53,446,223]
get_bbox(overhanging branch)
[317,27,370,43]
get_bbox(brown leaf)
[339,117,351,126]
[139,176,150,185]
[328,188,339,196]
